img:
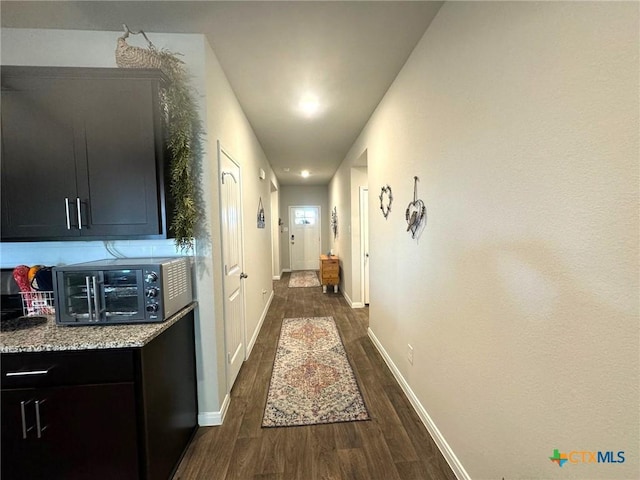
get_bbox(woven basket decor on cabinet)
[115,25,166,70]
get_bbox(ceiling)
[1,1,442,185]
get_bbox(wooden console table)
[319,254,339,293]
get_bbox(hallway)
[174,274,456,479]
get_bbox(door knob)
[240,273,248,279]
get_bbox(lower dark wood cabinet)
[1,383,139,480]
[1,310,197,480]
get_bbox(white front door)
[219,143,246,391]
[289,206,321,271]
[361,188,370,305]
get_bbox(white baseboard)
[367,328,470,480]
[341,289,364,309]
[272,275,281,280]
[282,268,291,273]
[247,290,274,357]
[198,290,273,428]
[198,393,230,426]
[342,288,353,306]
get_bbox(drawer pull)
[6,367,52,377]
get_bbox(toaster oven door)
[56,269,145,324]
[56,270,103,324]
[101,269,145,323]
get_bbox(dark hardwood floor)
[174,273,456,480]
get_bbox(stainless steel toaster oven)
[53,257,192,325]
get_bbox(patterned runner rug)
[288,270,321,288]
[262,316,370,427]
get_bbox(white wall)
[1,28,276,423]
[333,3,639,479]
[328,154,368,306]
[200,33,276,420]
[349,166,368,307]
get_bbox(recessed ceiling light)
[298,94,320,117]
[301,170,310,178]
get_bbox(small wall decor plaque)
[257,197,265,228]
[379,184,393,219]
[331,206,338,239]
[405,176,426,239]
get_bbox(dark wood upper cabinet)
[1,67,169,241]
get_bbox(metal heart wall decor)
[379,184,393,218]
[405,176,426,239]
[331,206,338,239]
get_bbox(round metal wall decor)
[379,185,393,219]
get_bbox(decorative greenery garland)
[116,26,203,252]
[156,51,203,251]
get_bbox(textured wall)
[336,2,639,478]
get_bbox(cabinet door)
[77,78,162,237]
[1,76,81,239]
[1,390,42,480]
[1,384,139,480]
[140,309,197,480]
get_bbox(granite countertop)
[0,302,197,354]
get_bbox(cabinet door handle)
[35,399,47,438]
[76,197,83,230]
[20,400,28,439]
[19,399,37,439]
[64,198,71,230]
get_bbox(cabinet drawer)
[322,264,339,273]
[1,349,134,389]
[322,275,339,283]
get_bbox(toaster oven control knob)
[145,271,158,283]
[146,303,159,313]
[146,287,159,298]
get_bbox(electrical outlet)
[407,344,414,365]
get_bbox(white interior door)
[289,206,321,271]
[361,188,370,305]
[219,144,246,391]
